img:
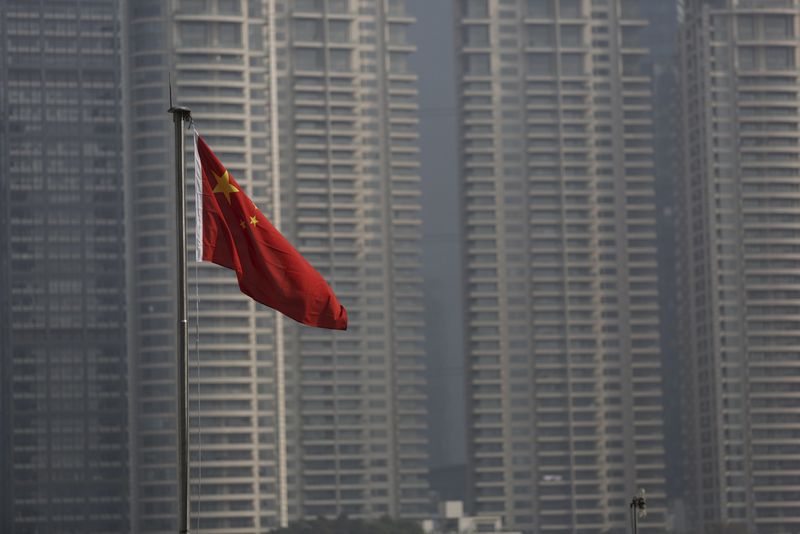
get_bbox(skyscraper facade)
[272,0,430,520]
[0,1,129,532]
[679,0,800,531]
[457,0,667,531]
[126,0,279,531]
[126,0,428,531]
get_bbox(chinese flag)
[193,132,347,330]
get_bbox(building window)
[294,48,323,70]
[464,0,489,18]
[248,24,263,50]
[562,53,584,75]
[329,20,351,43]
[295,0,322,12]
[389,52,409,74]
[528,25,555,47]
[179,22,210,47]
[737,15,756,39]
[218,0,241,15]
[218,22,242,48]
[328,0,349,14]
[180,0,207,14]
[329,49,352,72]
[527,0,554,18]
[293,19,322,41]
[560,25,583,46]
[765,46,794,71]
[764,15,793,40]
[464,25,490,47]
[738,46,756,69]
[248,0,262,16]
[559,0,581,18]
[528,53,554,75]
[465,53,491,75]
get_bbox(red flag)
[193,131,347,330]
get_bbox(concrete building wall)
[126,0,279,531]
[272,0,430,519]
[457,0,667,531]
[0,1,129,531]
[679,1,800,531]
[127,0,429,530]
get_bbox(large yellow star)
[211,169,239,204]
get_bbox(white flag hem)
[193,129,203,262]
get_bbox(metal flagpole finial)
[168,73,192,120]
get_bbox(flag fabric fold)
[194,131,348,330]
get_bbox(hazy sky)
[407,0,466,469]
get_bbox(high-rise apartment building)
[0,1,129,532]
[126,0,428,531]
[679,1,800,531]
[457,0,667,531]
[126,0,278,531]
[272,0,430,519]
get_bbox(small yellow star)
[240,220,247,229]
[249,215,259,227]
[211,169,239,204]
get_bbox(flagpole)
[267,0,289,527]
[169,104,192,534]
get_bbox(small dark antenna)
[167,73,192,123]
